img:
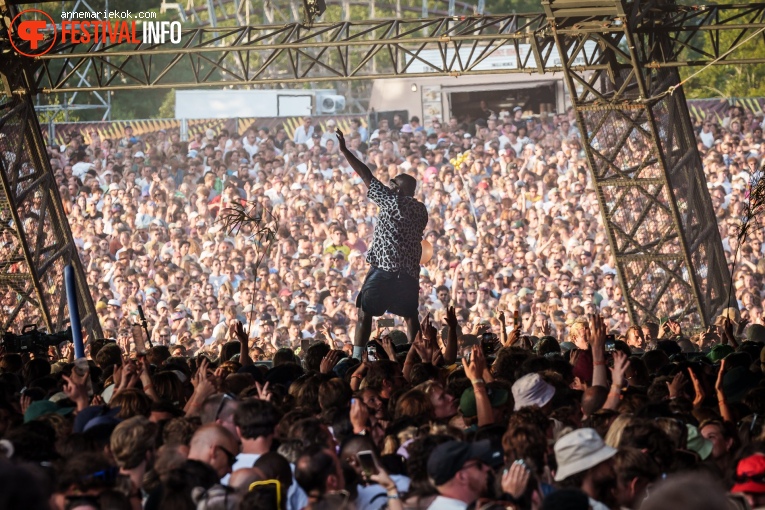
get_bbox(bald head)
[188,424,240,478]
[392,174,417,197]
[229,466,266,490]
[190,423,236,450]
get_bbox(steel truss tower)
[543,0,731,328]
[0,91,101,337]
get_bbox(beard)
[476,469,499,500]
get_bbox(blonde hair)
[110,416,157,469]
[605,413,634,448]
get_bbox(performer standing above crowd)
[337,128,428,359]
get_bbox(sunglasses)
[214,393,236,421]
[462,460,486,471]
[215,444,238,467]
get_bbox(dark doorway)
[449,83,557,121]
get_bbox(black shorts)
[355,266,419,318]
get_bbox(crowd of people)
[15,103,760,355]
[0,100,764,509]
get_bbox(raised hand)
[320,322,333,342]
[610,350,630,389]
[715,358,727,396]
[421,313,438,343]
[234,321,248,343]
[736,318,750,337]
[462,345,485,382]
[444,306,459,329]
[62,369,90,409]
[20,394,31,415]
[688,368,705,408]
[255,381,272,401]
[320,349,342,374]
[541,318,552,337]
[192,358,216,401]
[722,318,735,345]
[668,320,682,337]
[588,314,606,355]
[666,371,687,400]
[412,331,435,364]
[507,326,521,347]
[502,461,531,499]
[368,466,397,493]
[381,335,397,361]
[336,128,347,151]
[138,357,155,395]
[350,397,369,434]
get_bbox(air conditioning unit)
[316,94,346,114]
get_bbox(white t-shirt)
[427,495,469,510]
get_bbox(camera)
[1,325,73,355]
[481,332,499,354]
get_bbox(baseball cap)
[73,405,122,434]
[707,343,734,363]
[511,372,555,411]
[731,454,765,494]
[24,400,75,423]
[427,440,500,486]
[747,324,765,343]
[685,424,713,460]
[553,428,617,482]
[459,385,509,418]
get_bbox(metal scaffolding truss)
[542,0,732,329]
[0,95,101,337]
[182,0,486,26]
[21,3,765,93]
[27,0,114,120]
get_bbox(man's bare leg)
[404,315,420,345]
[353,308,374,359]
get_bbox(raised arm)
[337,128,373,187]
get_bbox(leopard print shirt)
[366,177,428,279]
